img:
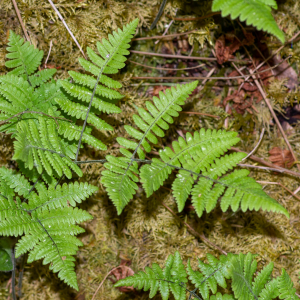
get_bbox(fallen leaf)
[109,259,135,293]
[269,147,294,169]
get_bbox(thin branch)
[161,201,227,255]
[257,181,300,201]
[179,111,220,118]
[249,69,300,171]
[231,147,300,178]
[11,248,16,300]
[128,59,205,71]
[133,29,198,41]
[242,128,265,161]
[130,50,248,62]
[91,266,133,300]
[166,12,221,21]
[238,163,284,173]
[44,40,53,68]
[12,0,30,42]
[47,0,86,59]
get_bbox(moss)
[1,0,300,299]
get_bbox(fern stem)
[11,248,16,300]
[150,0,168,30]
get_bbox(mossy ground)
[1,0,300,299]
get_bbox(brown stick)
[12,0,30,42]
[257,181,300,201]
[166,12,221,21]
[179,111,220,118]
[249,69,300,171]
[231,147,300,178]
[128,59,205,71]
[130,50,248,62]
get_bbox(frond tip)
[212,0,285,43]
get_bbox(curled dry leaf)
[109,259,135,293]
[269,147,295,169]
[215,32,255,64]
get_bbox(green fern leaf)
[115,251,187,300]
[212,0,284,43]
[13,119,82,178]
[210,293,235,300]
[0,167,97,290]
[5,30,44,76]
[140,128,241,208]
[29,69,57,87]
[258,278,279,300]
[102,81,198,215]
[278,269,297,300]
[230,253,275,300]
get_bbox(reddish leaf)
[269,147,294,169]
[109,259,135,293]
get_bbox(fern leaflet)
[212,0,285,43]
[101,81,198,214]
[0,167,98,290]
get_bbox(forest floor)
[1,0,300,299]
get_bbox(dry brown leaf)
[269,147,295,169]
[109,259,135,293]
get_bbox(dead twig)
[44,40,53,68]
[166,12,221,21]
[242,128,265,161]
[91,266,133,300]
[128,59,205,71]
[257,181,300,202]
[130,50,248,62]
[231,147,300,178]
[179,111,220,118]
[47,0,87,59]
[249,69,300,171]
[12,0,30,42]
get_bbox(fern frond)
[57,19,138,152]
[0,167,97,290]
[230,253,275,300]
[27,181,98,211]
[116,252,296,300]
[187,253,232,300]
[13,118,82,178]
[140,129,241,208]
[115,251,187,300]
[140,127,288,217]
[5,30,44,76]
[278,269,297,300]
[212,0,285,43]
[102,81,198,215]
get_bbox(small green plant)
[115,251,298,300]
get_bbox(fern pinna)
[0,19,138,178]
[212,0,284,43]
[115,251,298,300]
[0,166,98,290]
[101,83,288,218]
